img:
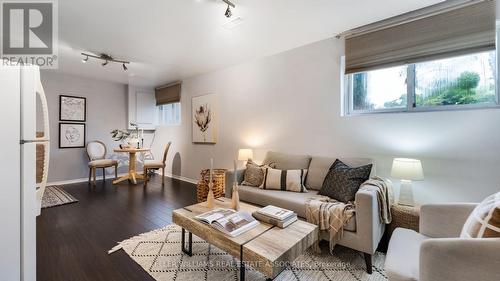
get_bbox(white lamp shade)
[238,149,254,161]
[391,158,424,181]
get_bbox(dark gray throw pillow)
[318,159,372,203]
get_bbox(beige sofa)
[225,151,385,274]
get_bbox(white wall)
[497,1,499,19]
[153,37,500,204]
[39,71,129,182]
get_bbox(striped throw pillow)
[460,192,500,238]
[260,168,308,193]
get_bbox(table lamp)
[238,149,253,166]
[391,158,424,206]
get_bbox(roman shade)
[345,0,496,74]
[155,82,181,106]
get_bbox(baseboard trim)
[47,172,198,186]
[47,173,129,186]
[153,170,198,185]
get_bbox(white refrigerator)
[0,65,50,280]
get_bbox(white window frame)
[497,20,500,103]
[342,51,500,116]
[158,102,181,126]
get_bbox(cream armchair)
[385,203,500,281]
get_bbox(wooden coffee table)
[172,198,318,280]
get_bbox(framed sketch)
[192,93,217,144]
[59,123,86,148]
[60,95,86,122]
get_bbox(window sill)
[346,103,500,116]
[157,124,182,128]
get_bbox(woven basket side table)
[196,169,227,203]
[388,204,420,239]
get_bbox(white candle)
[209,158,213,183]
[233,160,237,184]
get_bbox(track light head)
[122,63,128,71]
[225,5,232,18]
[82,55,88,63]
[100,54,112,66]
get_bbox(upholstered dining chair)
[86,141,118,186]
[143,142,171,185]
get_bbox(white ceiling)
[53,0,442,87]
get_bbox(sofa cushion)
[385,228,428,281]
[239,185,317,218]
[237,185,356,231]
[263,151,311,170]
[319,160,372,203]
[306,157,375,190]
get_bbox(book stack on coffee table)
[252,205,298,228]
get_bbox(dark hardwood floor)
[37,174,197,281]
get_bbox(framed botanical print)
[60,95,86,122]
[59,123,86,148]
[192,93,217,144]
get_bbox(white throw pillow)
[260,168,308,193]
[460,191,500,238]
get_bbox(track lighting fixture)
[81,52,130,71]
[222,0,235,18]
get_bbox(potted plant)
[111,123,141,148]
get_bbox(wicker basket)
[388,204,420,238]
[196,169,227,203]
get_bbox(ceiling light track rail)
[81,52,130,71]
[222,0,235,8]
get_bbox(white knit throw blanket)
[305,177,393,253]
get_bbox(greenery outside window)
[344,51,497,114]
[158,102,181,126]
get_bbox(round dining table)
[113,147,150,185]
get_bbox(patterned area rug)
[41,186,78,209]
[109,224,387,281]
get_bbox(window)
[351,65,408,111]
[158,102,181,125]
[345,51,497,114]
